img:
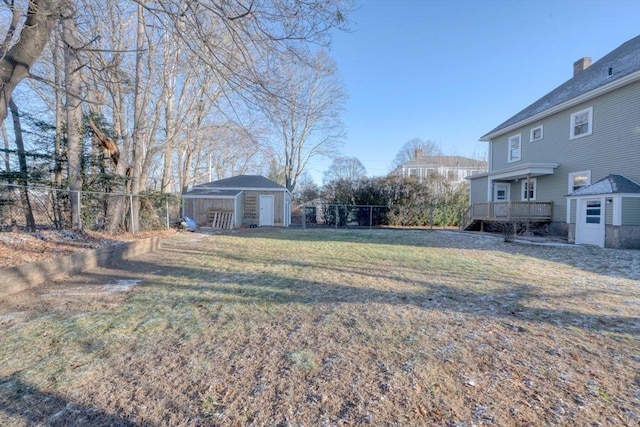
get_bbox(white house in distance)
[465,35,640,249]
[392,150,487,185]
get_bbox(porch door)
[259,195,274,226]
[493,183,509,217]
[576,198,605,247]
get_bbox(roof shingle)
[483,35,640,139]
[568,174,640,196]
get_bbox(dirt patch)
[0,228,638,426]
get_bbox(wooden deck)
[462,202,552,230]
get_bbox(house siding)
[569,199,577,223]
[605,199,613,225]
[244,190,288,227]
[622,197,640,225]
[183,197,236,226]
[487,80,640,226]
[469,176,488,204]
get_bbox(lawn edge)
[0,237,162,297]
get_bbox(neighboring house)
[392,150,487,185]
[466,35,640,249]
[182,175,291,229]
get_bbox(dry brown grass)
[0,228,638,426]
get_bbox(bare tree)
[392,138,443,168]
[8,98,36,230]
[262,50,347,191]
[0,0,58,121]
[61,0,84,229]
[323,156,366,184]
[0,0,353,232]
[205,121,265,181]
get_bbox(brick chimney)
[414,148,423,159]
[573,57,592,76]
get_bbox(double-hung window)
[570,107,593,139]
[508,134,521,162]
[521,178,537,201]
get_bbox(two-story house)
[393,151,487,185]
[466,35,640,249]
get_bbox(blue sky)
[305,0,640,183]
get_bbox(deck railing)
[462,201,552,229]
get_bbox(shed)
[566,174,640,249]
[182,175,291,229]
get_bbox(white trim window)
[521,178,537,201]
[568,170,591,193]
[570,106,593,139]
[530,125,543,142]
[508,134,521,162]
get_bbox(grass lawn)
[0,228,638,426]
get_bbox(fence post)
[129,194,135,234]
[335,205,338,231]
[77,190,82,230]
[429,205,434,230]
[165,196,170,230]
[369,206,373,229]
[302,205,306,229]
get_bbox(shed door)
[259,195,274,226]
[576,198,605,247]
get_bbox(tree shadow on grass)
[0,374,138,426]
[212,228,640,281]
[6,236,636,337]
[128,259,639,337]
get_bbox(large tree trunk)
[8,98,36,231]
[53,30,65,229]
[0,0,57,121]
[62,0,84,230]
[128,3,147,233]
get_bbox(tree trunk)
[8,98,36,231]
[53,29,65,229]
[62,0,84,229]
[0,0,57,121]
[129,3,146,233]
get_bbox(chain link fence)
[292,202,465,229]
[0,183,182,233]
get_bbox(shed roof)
[182,188,242,198]
[482,35,640,140]
[193,175,288,191]
[567,174,640,197]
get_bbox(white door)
[576,198,605,247]
[259,195,274,226]
[493,183,509,217]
